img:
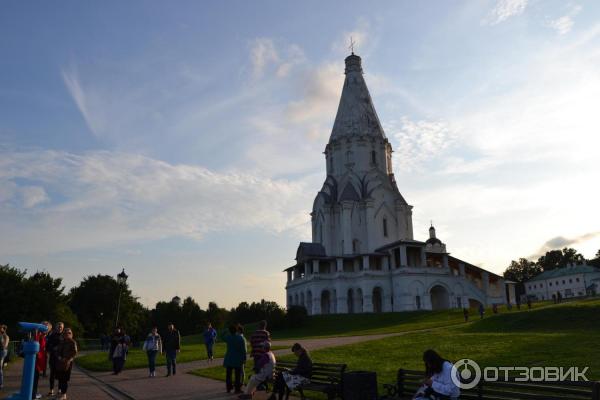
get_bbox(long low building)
[283,52,510,315]
[525,263,600,301]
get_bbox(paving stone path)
[1,330,432,400]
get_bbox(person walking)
[46,322,64,396]
[203,323,217,362]
[163,323,181,376]
[142,327,162,377]
[222,324,247,394]
[0,324,9,391]
[462,308,469,322]
[32,321,50,399]
[110,328,127,375]
[478,303,485,319]
[55,328,78,400]
[249,320,271,372]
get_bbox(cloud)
[388,117,456,172]
[531,232,600,258]
[483,0,528,25]
[20,186,49,208]
[249,38,280,79]
[286,62,343,128]
[0,150,314,256]
[249,38,306,80]
[547,5,582,35]
[332,19,371,56]
[383,24,600,272]
[62,65,102,137]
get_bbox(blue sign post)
[8,322,48,400]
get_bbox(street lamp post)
[115,268,128,328]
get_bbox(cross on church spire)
[349,36,355,55]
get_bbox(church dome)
[426,237,442,245]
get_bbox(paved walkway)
[1,329,431,400]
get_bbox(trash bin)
[342,370,378,400]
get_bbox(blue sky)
[1,0,599,308]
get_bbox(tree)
[537,247,584,271]
[503,258,542,298]
[151,296,207,336]
[589,249,600,268]
[206,301,228,329]
[503,258,542,283]
[0,264,82,336]
[68,274,149,339]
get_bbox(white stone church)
[284,53,509,315]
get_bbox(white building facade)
[284,53,508,315]
[525,263,600,301]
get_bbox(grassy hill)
[192,298,600,389]
[467,298,600,333]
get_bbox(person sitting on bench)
[239,341,276,399]
[413,349,460,400]
[268,343,312,400]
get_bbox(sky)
[1,0,599,309]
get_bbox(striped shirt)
[249,329,271,357]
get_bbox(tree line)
[0,264,307,341]
[503,247,600,297]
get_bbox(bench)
[271,361,347,400]
[383,368,600,400]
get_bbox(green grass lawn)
[191,299,600,392]
[77,342,228,371]
[77,341,287,372]
[270,301,552,339]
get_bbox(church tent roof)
[329,54,386,142]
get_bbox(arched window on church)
[383,218,388,237]
[352,239,359,253]
[371,150,377,165]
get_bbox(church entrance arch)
[372,287,383,313]
[321,290,331,315]
[468,298,482,309]
[347,289,355,313]
[430,285,450,310]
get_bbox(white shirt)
[431,361,460,398]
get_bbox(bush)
[284,305,308,328]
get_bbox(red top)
[35,331,47,372]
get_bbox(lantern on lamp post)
[115,268,128,328]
